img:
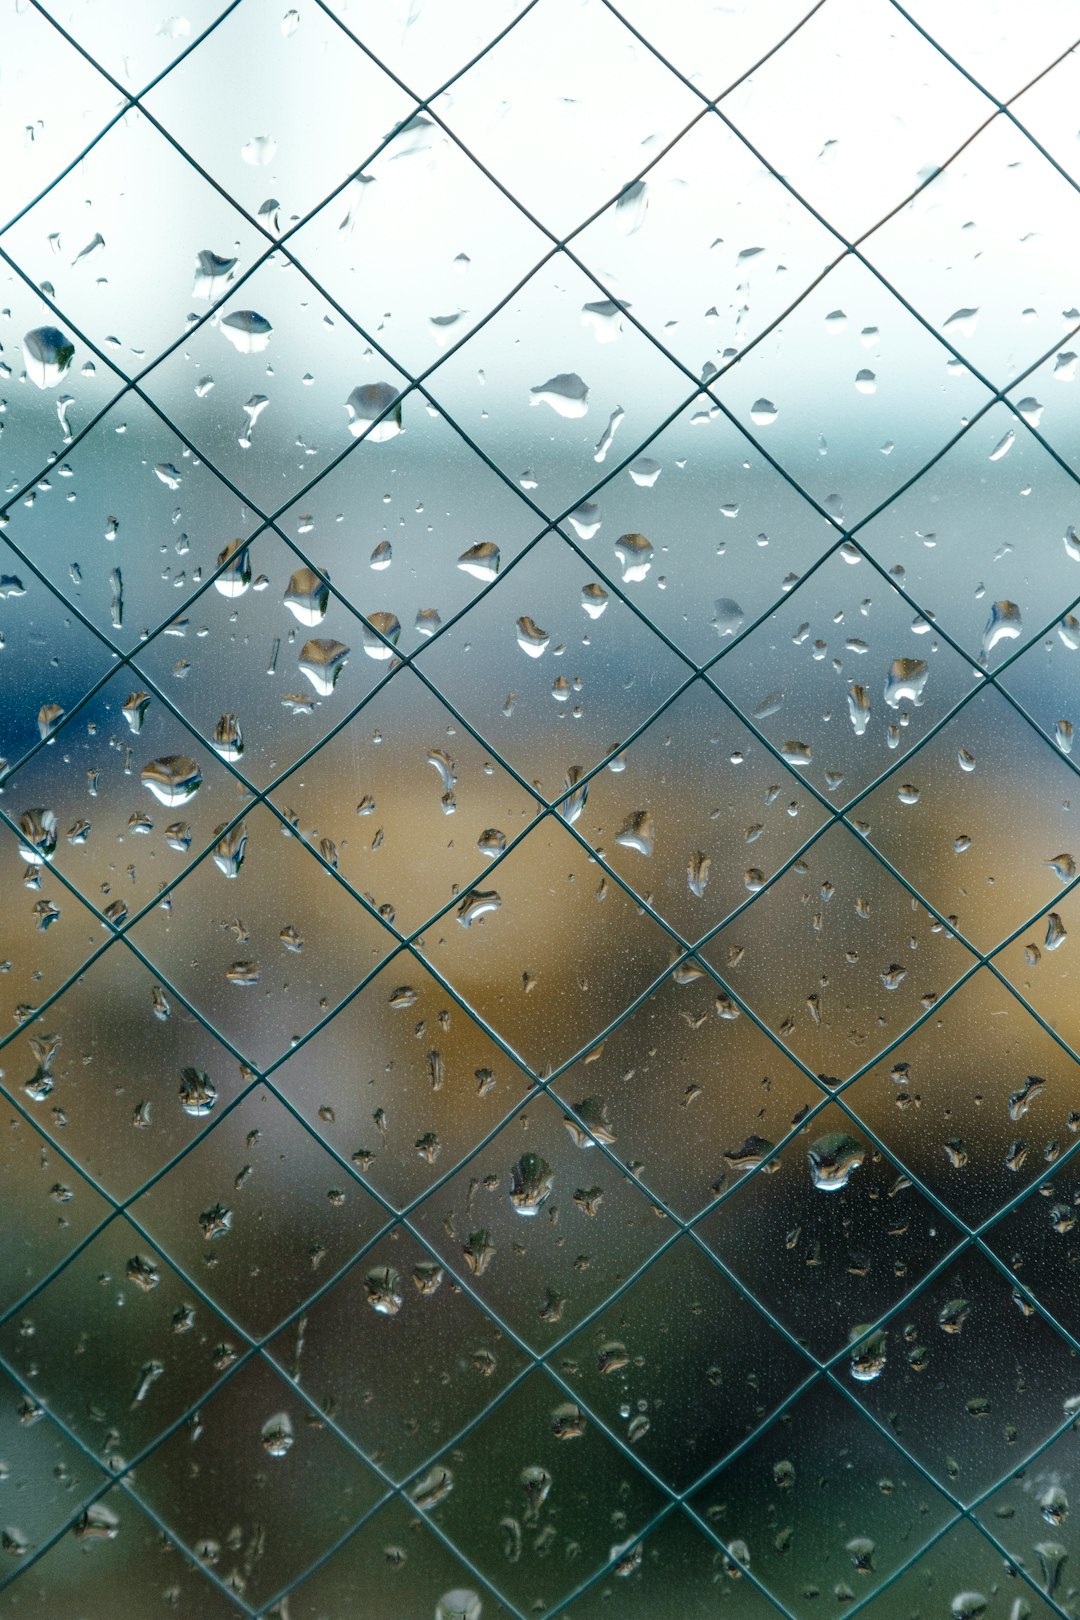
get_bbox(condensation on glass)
[1,0,1080,1616]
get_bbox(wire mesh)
[1,1,1080,1615]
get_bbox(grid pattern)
[2,1,1080,1614]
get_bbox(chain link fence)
[1,0,1080,1615]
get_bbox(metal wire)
[2,1,1079,1615]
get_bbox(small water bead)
[750,398,778,425]
[1045,912,1067,951]
[370,540,392,571]
[581,582,608,619]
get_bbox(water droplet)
[1056,719,1074,754]
[848,684,871,735]
[212,713,243,761]
[436,1592,482,1620]
[345,382,402,441]
[980,600,1022,662]
[581,582,609,619]
[939,1297,970,1334]
[688,850,710,897]
[712,598,745,638]
[750,398,778,425]
[854,369,876,394]
[477,828,506,859]
[563,1096,616,1148]
[884,657,929,709]
[615,809,654,856]
[568,501,602,539]
[241,134,277,166]
[516,616,550,657]
[551,1401,587,1440]
[808,1131,864,1190]
[366,1265,403,1316]
[24,327,74,389]
[457,889,500,926]
[220,310,272,353]
[510,1152,554,1215]
[950,1594,986,1620]
[457,542,500,582]
[193,250,237,300]
[261,1412,293,1457]
[299,638,350,692]
[628,455,661,488]
[529,373,589,418]
[212,822,248,879]
[412,1466,454,1509]
[141,757,202,807]
[780,740,812,767]
[179,1069,216,1116]
[988,430,1015,462]
[370,540,393,571]
[1045,912,1067,951]
[214,539,251,598]
[284,567,330,626]
[615,177,648,233]
[849,1328,886,1383]
[614,532,653,583]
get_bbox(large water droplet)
[980,600,1022,662]
[24,327,74,389]
[220,310,272,353]
[284,567,330,625]
[529,372,589,418]
[808,1131,864,1190]
[141,756,202,807]
[299,638,350,694]
[457,541,500,582]
[345,383,402,441]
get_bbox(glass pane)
[2,3,1079,1618]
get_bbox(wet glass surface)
[2,2,1080,1617]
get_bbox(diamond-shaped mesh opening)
[4,4,1080,1617]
